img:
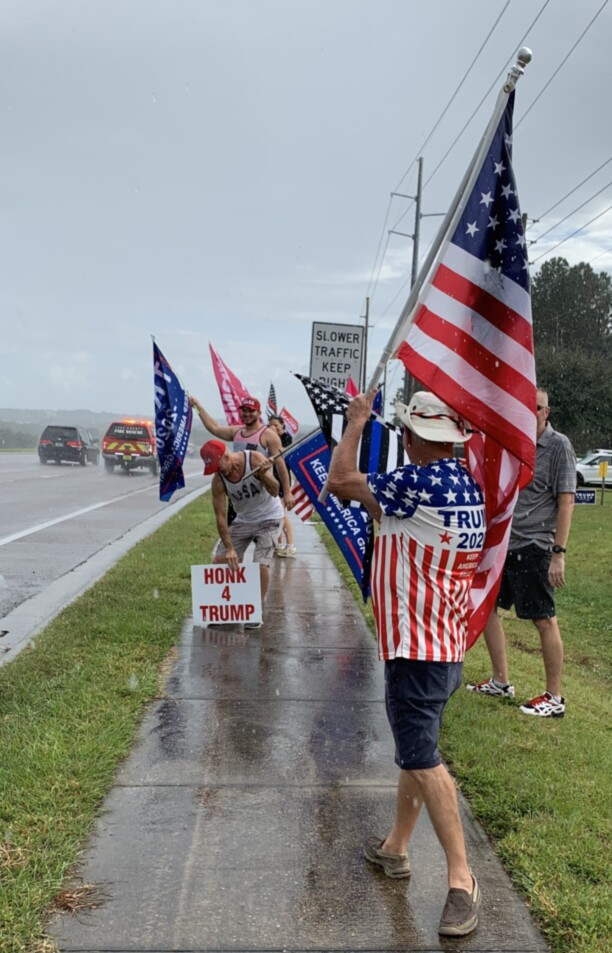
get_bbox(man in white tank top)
[200,439,283,628]
[190,395,295,509]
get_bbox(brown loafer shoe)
[438,873,481,936]
[364,835,411,879]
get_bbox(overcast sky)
[2,0,611,427]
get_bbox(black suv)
[38,425,100,466]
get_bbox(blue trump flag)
[153,341,193,502]
[284,429,372,599]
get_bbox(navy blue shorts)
[384,659,463,770]
[497,543,555,620]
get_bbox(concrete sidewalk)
[48,519,547,952]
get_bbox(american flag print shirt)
[368,459,485,662]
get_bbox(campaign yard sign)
[575,489,596,505]
[191,564,262,626]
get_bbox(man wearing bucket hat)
[200,438,283,629]
[328,389,485,938]
[190,395,295,510]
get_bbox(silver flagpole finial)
[504,47,532,92]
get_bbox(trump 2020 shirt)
[367,458,485,663]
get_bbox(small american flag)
[291,482,315,521]
[266,382,278,420]
[396,92,536,644]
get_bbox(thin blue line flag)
[153,341,193,502]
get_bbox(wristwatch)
[551,544,566,554]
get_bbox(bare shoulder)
[262,427,281,446]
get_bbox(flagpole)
[366,47,532,392]
[241,427,321,480]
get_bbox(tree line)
[532,257,612,454]
[391,256,612,455]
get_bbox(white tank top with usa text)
[220,451,283,525]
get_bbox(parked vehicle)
[102,419,158,475]
[576,449,612,486]
[38,425,100,466]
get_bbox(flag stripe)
[291,483,315,521]
[434,262,532,347]
[411,303,535,408]
[428,273,534,375]
[397,342,535,468]
[442,241,530,323]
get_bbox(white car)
[576,449,612,486]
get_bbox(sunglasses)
[536,404,548,412]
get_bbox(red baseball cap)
[200,439,228,474]
[240,396,261,412]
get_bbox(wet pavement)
[48,520,547,952]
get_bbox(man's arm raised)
[190,396,236,442]
[327,390,382,522]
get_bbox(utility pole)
[405,157,423,401]
[361,296,369,392]
[390,157,424,402]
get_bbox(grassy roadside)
[1,495,609,952]
[0,498,219,953]
[317,502,612,953]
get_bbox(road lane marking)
[0,470,204,547]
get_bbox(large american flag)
[396,92,536,644]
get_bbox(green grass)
[0,499,219,953]
[1,497,610,952]
[317,502,612,953]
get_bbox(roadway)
[0,451,209,662]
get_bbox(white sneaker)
[519,691,565,717]
[466,677,515,698]
[274,544,286,556]
[278,544,297,558]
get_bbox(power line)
[391,0,511,196]
[515,0,610,130]
[530,203,612,265]
[422,0,552,193]
[528,156,612,226]
[586,246,612,267]
[531,179,612,243]
[365,195,393,299]
[364,2,514,302]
